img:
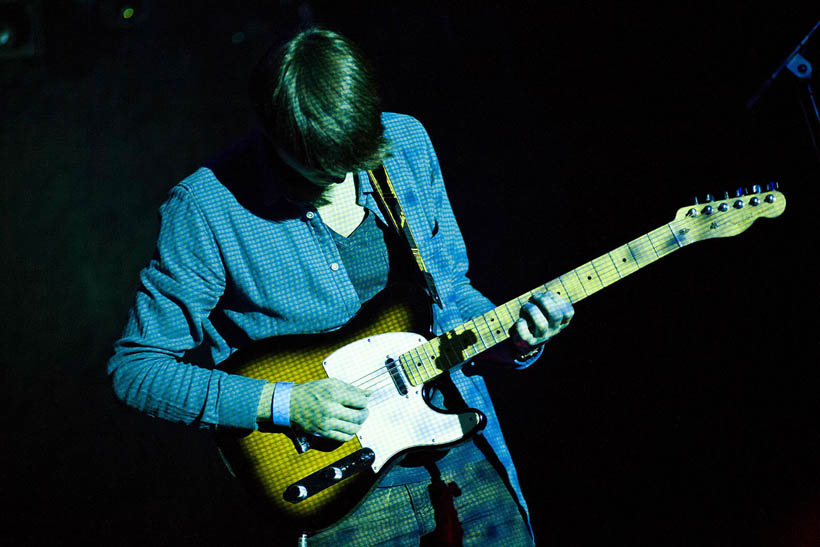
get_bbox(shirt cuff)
[271,382,294,427]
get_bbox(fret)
[438,332,462,369]
[544,279,564,297]
[414,345,437,380]
[546,278,571,301]
[626,237,655,268]
[401,221,689,387]
[559,271,587,303]
[476,311,499,346]
[514,294,531,316]
[425,337,453,379]
[468,317,492,354]
[397,353,417,386]
[455,324,482,360]
[487,307,511,342]
[494,303,519,334]
[647,224,680,258]
[609,245,640,277]
[592,254,621,287]
[574,261,604,296]
[400,353,423,386]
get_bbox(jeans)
[306,456,534,546]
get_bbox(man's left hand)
[512,291,575,352]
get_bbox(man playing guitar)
[108,27,573,545]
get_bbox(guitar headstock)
[672,185,786,243]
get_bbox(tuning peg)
[705,193,714,202]
[723,191,730,200]
[767,181,779,191]
[735,187,744,197]
[693,196,700,205]
[751,184,762,194]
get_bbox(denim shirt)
[107,112,540,525]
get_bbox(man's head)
[250,28,388,184]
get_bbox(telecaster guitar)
[215,186,786,533]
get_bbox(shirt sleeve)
[107,185,267,430]
[417,121,542,370]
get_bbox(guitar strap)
[367,165,443,309]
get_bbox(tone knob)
[325,466,344,481]
[285,484,309,501]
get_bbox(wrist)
[271,382,294,427]
[256,383,275,423]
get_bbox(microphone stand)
[747,19,820,168]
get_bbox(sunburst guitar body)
[215,284,485,533]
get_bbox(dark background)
[3,1,820,545]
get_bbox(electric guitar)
[215,186,786,533]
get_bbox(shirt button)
[330,262,339,271]
[305,211,315,220]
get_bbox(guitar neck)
[399,219,692,386]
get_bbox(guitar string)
[335,225,684,393]
[330,196,774,391]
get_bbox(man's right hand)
[290,378,372,442]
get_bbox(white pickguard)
[322,332,479,473]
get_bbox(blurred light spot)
[0,26,12,47]
[232,31,246,44]
[121,7,135,20]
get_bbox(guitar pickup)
[386,358,408,396]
